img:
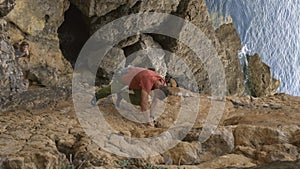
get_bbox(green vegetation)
[116,159,130,168]
[49,154,85,169]
[115,159,169,169]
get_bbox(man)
[13,41,30,90]
[14,41,29,58]
[93,67,169,127]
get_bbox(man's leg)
[91,85,112,105]
[93,78,127,103]
[95,85,112,100]
[119,89,141,106]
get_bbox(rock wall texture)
[0,1,289,169]
[0,34,27,96]
[247,54,280,97]
[70,0,245,96]
[0,0,280,96]
[215,23,245,96]
[1,91,300,169]
[0,0,15,17]
[1,0,73,90]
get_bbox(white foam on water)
[207,0,300,96]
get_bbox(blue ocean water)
[206,0,300,96]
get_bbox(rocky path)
[1,90,300,169]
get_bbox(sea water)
[206,0,300,96]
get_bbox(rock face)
[247,53,280,97]
[69,0,245,95]
[0,34,27,95]
[1,89,300,168]
[0,86,71,112]
[0,0,15,17]
[1,0,72,91]
[215,23,245,96]
[0,0,291,169]
[0,0,280,97]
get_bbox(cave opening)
[58,3,90,68]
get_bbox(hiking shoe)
[116,93,122,107]
[91,96,98,106]
[147,116,155,127]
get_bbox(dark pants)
[95,85,142,106]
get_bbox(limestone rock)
[247,53,280,97]
[1,0,246,96]
[234,125,289,148]
[124,34,167,77]
[257,144,299,163]
[163,141,201,165]
[2,0,73,89]
[70,0,246,96]
[158,154,256,169]
[162,0,223,93]
[215,23,245,96]
[1,90,300,168]
[86,46,125,86]
[71,0,128,18]
[0,86,71,112]
[0,0,15,17]
[1,1,299,169]
[139,0,180,13]
[2,157,25,169]
[197,154,256,169]
[246,160,300,169]
[5,0,68,37]
[0,34,27,95]
[72,0,180,18]
[199,127,234,162]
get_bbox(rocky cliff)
[246,53,280,97]
[0,0,238,95]
[0,0,293,169]
[0,0,278,96]
[1,0,72,90]
[0,34,27,96]
[1,91,300,169]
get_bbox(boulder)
[199,127,235,162]
[247,53,280,97]
[215,23,245,96]
[0,0,15,17]
[123,34,167,77]
[71,0,129,18]
[5,0,68,37]
[0,86,71,112]
[246,160,300,169]
[0,34,27,95]
[163,141,201,165]
[87,46,126,86]
[2,0,73,89]
[71,0,245,96]
[234,125,289,148]
[1,89,300,168]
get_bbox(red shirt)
[121,67,166,93]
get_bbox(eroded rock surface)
[1,90,300,169]
[0,34,27,96]
[0,0,15,17]
[247,54,280,97]
[0,0,290,169]
[1,0,73,89]
[69,0,245,95]
[216,23,245,96]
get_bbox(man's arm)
[140,89,149,112]
[150,93,159,119]
[141,89,157,126]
